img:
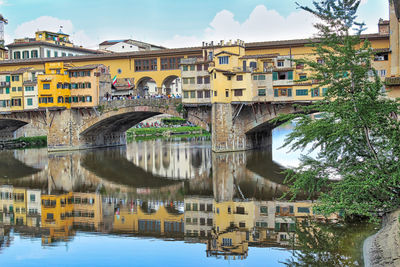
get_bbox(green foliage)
[14,136,47,148]
[278,0,400,219]
[161,117,187,125]
[175,103,186,115]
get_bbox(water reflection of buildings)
[126,140,212,180]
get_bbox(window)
[204,90,211,98]
[299,74,307,80]
[234,89,243,96]
[31,50,38,58]
[22,51,29,59]
[57,96,64,103]
[47,50,51,58]
[277,60,284,67]
[297,207,310,213]
[86,96,92,102]
[250,61,257,69]
[374,53,388,61]
[197,91,203,98]
[25,86,34,92]
[182,65,188,71]
[204,76,210,84]
[227,76,231,81]
[236,75,243,81]
[274,88,292,97]
[189,77,195,84]
[160,57,182,70]
[253,75,265,81]
[190,91,195,98]
[11,98,22,106]
[135,59,157,71]
[30,194,36,202]
[189,65,195,71]
[200,218,206,226]
[62,52,66,57]
[214,91,217,97]
[322,88,328,96]
[183,91,189,98]
[296,89,308,96]
[12,87,16,92]
[196,64,202,71]
[197,76,203,84]
[43,84,50,89]
[311,88,320,97]
[17,87,22,92]
[260,206,268,214]
[192,203,198,211]
[218,56,229,65]
[14,51,21,59]
[12,75,19,82]
[27,98,33,106]
[258,89,266,96]
[54,51,58,57]
[380,69,386,77]
[225,89,229,97]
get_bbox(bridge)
[0,98,299,152]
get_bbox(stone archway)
[161,75,180,96]
[136,77,157,97]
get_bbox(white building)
[99,39,165,53]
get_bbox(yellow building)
[0,71,10,112]
[9,68,30,111]
[37,62,71,109]
[67,64,111,108]
[13,187,27,225]
[35,30,73,47]
[113,204,184,237]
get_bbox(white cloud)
[12,16,96,48]
[162,5,318,48]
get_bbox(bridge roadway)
[0,98,299,152]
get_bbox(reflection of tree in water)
[190,149,202,169]
[282,220,374,267]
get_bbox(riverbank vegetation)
[276,0,400,221]
[0,136,47,149]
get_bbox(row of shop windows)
[182,63,210,72]
[43,82,92,90]
[185,203,213,212]
[39,96,93,104]
[183,90,211,99]
[185,217,213,226]
[42,197,95,207]
[69,71,91,77]
[182,76,210,84]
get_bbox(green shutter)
[273,72,278,81]
[289,223,296,232]
[289,206,294,214]
[6,76,10,82]
[276,206,280,213]
[5,88,9,94]
[323,88,328,96]
[275,222,280,231]
[274,89,279,97]
[311,89,315,97]
[288,71,293,80]
[288,89,292,97]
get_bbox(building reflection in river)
[0,184,338,258]
[126,139,212,180]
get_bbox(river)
[0,123,375,266]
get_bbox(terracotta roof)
[99,39,130,46]
[67,64,102,71]
[240,53,280,59]
[6,41,104,54]
[10,67,33,74]
[246,33,389,49]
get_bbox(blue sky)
[0,0,389,49]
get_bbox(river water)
[0,123,374,266]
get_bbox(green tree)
[280,0,400,219]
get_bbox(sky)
[0,0,389,49]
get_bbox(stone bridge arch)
[0,112,47,140]
[47,99,210,151]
